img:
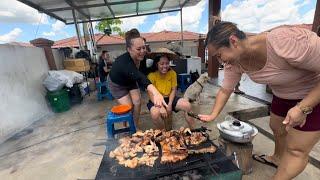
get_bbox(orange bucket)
[111,104,132,115]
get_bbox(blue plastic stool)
[106,112,136,138]
[96,81,113,101]
[177,73,192,92]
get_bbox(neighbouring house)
[52,30,207,62]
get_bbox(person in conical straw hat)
[146,48,195,130]
[147,47,179,61]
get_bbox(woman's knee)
[286,145,309,159]
[132,98,141,107]
[150,108,161,120]
[177,98,191,111]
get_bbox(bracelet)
[296,102,313,115]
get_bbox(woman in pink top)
[199,22,320,179]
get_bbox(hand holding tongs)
[187,111,201,120]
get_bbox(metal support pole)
[89,21,98,63]
[72,9,83,50]
[207,0,221,78]
[180,9,184,48]
[312,0,320,32]
[89,21,97,51]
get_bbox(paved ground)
[0,82,319,179]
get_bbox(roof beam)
[159,0,167,11]
[104,0,115,18]
[17,0,66,23]
[66,9,181,25]
[48,0,151,12]
[181,0,190,8]
[65,0,90,20]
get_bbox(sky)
[0,0,317,43]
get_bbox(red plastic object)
[111,104,132,115]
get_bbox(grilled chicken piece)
[188,145,217,154]
[161,152,188,163]
[138,154,158,167]
[185,132,207,146]
[124,157,139,168]
[133,130,144,137]
[144,141,159,155]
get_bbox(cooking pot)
[217,116,258,143]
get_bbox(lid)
[111,104,132,115]
[217,116,256,138]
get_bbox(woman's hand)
[159,106,168,118]
[153,94,168,108]
[283,105,307,131]
[166,104,172,115]
[198,114,217,122]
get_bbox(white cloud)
[150,0,207,32]
[221,0,315,33]
[120,16,148,32]
[42,31,55,36]
[42,21,67,37]
[0,0,48,24]
[0,28,23,43]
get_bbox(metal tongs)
[187,111,201,120]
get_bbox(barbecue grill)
[95,130,242,180]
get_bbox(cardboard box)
[64,58,89,67]
[65,65,90,72]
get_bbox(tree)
[95,19,124,36]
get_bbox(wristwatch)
[296,102,313,115]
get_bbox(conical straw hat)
[147,47,179,60]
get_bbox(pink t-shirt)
[222,27,320,100]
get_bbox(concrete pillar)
[207,0,221,78]
[30,38,57,70]
[198,35,206,63]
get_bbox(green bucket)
[46,88,71,113]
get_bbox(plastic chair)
[177,73,192,92]
[96,81,113,101]
[106,112,136,138]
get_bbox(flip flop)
[252,154,278,168]
[234,90,245,95]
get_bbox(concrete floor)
[0,83,319,179]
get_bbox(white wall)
[0,45,51,144]
[98,44,126,62]
[148,41,199,57]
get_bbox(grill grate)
[95,137,238,180]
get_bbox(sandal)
[252,154,278,168]
[234,90,245,95]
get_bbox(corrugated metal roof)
[17,0,202,24]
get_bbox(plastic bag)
[43,75,65,91]
[79,82,89,96]
[48,70,83,88]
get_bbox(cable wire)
[34,13,43,39]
